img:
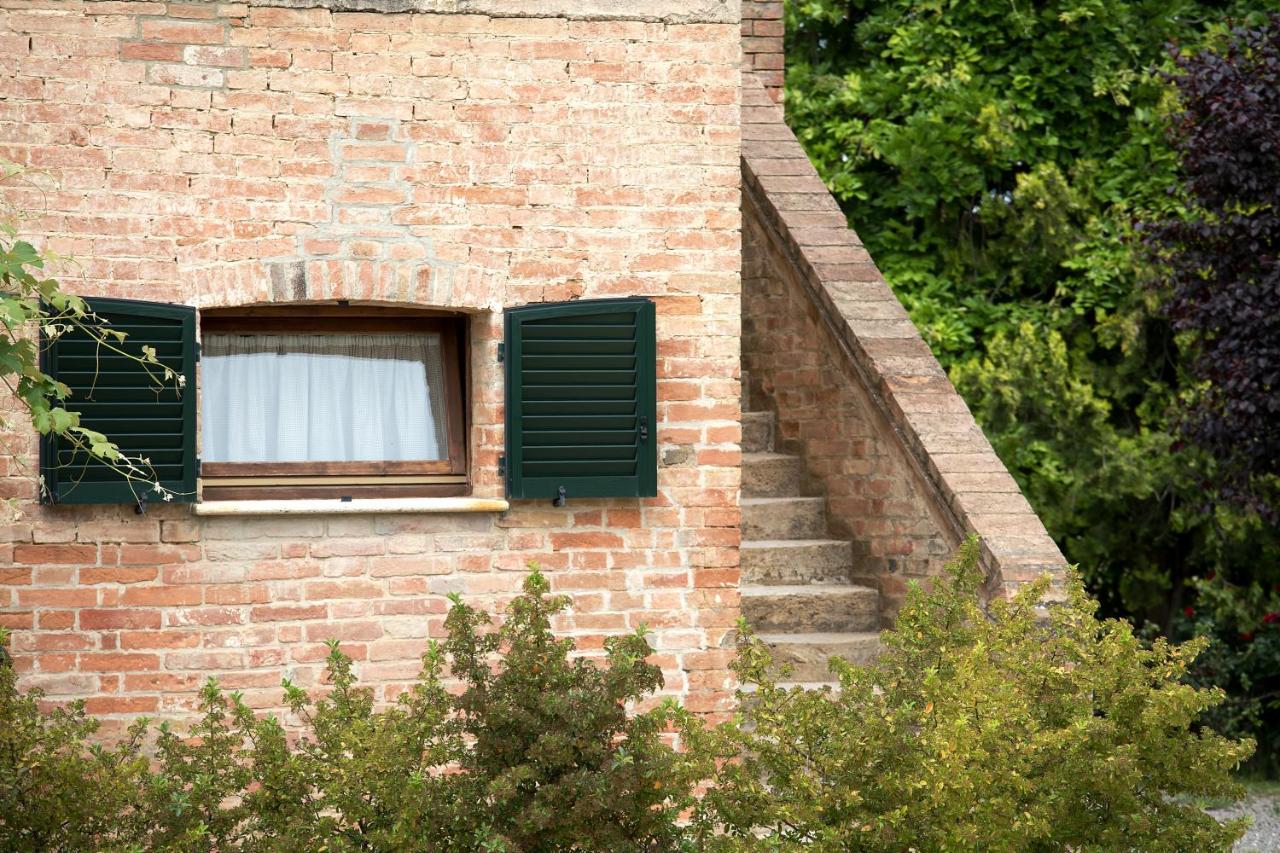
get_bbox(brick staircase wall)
[740,75,1066,618]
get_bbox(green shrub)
[0,571,707,851]
[694,540,1255,851]
[1177,575,1280,779]
[0,642,150,851]
[0,554,1260,851]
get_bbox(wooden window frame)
[199,306,468,501]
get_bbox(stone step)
[741,411,774,454]
[742,452,802,497]
[757,632,882,682]
[741,539,854,585]
[741,497,827,541]
[742,584,879,633]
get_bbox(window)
[199,307,467,500]
[40,296,659,509]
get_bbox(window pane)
[201,333,448,463]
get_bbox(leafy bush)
[0,650,150,851]
[0,571,707,851]
[1178,576,1280,779]
[694,540,1254,851]
[0,555,1259,850]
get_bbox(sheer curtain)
[201,333,448,463]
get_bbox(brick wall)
[0,1,742,730]
[741,0,782,102]
[740,76,1065,617]
[742,211,954,617]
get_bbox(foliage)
[441,571,707,851]
[783,0,1280,632]
[1177,575,1280,779]
[1,554,1265,849]
[0,635,150,851]
[1143,16,1280,522]
[695,539,1254,851]
[0,162,182,513]
[0,571,707,851]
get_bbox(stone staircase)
[740,404,882,685]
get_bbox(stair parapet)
[740,73,1066,613]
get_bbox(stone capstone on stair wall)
[740,73,1066,623]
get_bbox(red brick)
[17,589,96,607]
[117,544,199,565]
[120,587,202,606]
[79,609,162,630]
[0,611,34,629]
[0,6,756,733]
[303,581,382,600]
[549,532,625,551]
[85,696,160,714]
[120,42,184,62]
[80,653,160,672]
[119,630,201,649]
[124,672,201,692]
[250,604,328,622]
[37,611,75,630]
[14,544,97,564]
[0,568,32,585]
[80,567,158,584]
[138,19,225,45]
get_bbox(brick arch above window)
[189,260,506,314]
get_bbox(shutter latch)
[135,495,148,515]
[553,485,567,508]
[497,342,505,363]
[498,455,506,477]
[639,416,649,443]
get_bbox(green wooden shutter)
[40,297,197,506]
[504,297,657,500]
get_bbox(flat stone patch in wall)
[256,0,741,24]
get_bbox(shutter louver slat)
[504,297,656,500]
[40,297,197,505]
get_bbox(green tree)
[783,0,1280,628]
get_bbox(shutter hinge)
[498,455,506,477]
[497,342,505,363]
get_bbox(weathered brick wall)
[741,76,1065,617]
[0,1,742,730]
[742,212,953,616]
[741,0,782,102]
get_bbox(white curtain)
[201,333,447,463]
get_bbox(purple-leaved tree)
[1146,15,1280,522]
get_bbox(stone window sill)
[190,497,509,517]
